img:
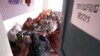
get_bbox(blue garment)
[9,0,21,4]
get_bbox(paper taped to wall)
[71,0,100,40]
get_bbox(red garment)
[22,18,33,31]
[33,18,39,23]
[47,21,60,55]
[25,0,31,6]
[38,13,45,19]
[22,22,31,31]
[48,32,60,54]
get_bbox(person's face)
[27,18,33,23]
[24,35,32,45]
[24,35,31,41]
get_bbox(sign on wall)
[71,0,100,40]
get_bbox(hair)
[23,31,31,36]
[27,17,33,22]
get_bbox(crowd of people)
[8,9,61,56]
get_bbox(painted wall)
[0,0,43,32]
[0,0,34,20]
[48,0,63,12]
[0,13,13,56]
[43,0,48,10]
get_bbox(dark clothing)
[39,35,50,56]
[9,41,16,48]
[28,32,50,56]
[28,32,40,56]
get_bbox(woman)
[28,31,50,56]
[22,17,33,31]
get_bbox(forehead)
[24,35,30,37]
